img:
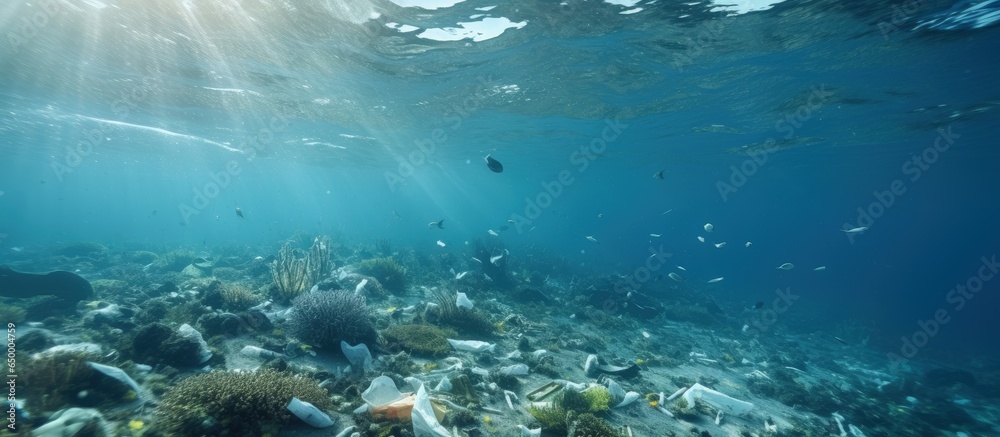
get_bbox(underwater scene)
[2,0,1000,436]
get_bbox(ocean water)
[2,0,1000,435]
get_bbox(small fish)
[745,241,752,247]
[485,154,504,173]
[697,236,705,243]
[707,277,724,283]
[668,272,684,282]
[235,207,244,218]
[754,301,764,310]
[662,209,673,215]
[841,226,869,233]
[428,219,445,229]
[436,240,446,247]
[653,169,665,179]
[490,254,504,264]
[714,242,726,248]
[704,223,714,232]
[455,271,469,280]
[488,229,499,236]
[507,219,514,224]
[649,233,661,238]
[777,263,794,270]
[585,236,599,243]
[813,266,827,271]
[676,265,686,271]
[833,336,849,345]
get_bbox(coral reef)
[427,291,495,335]
[155,369,332,436]
[568,412,624,437]
[152,249,197,272]
[21,352,129,412]
[381,323,455,356]
[288,290,377,350]
[271,236,332,302]
[355,257,406,294]
[218,282,261,311]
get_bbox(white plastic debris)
[499,364,529,376]
[334,426,357,437]
[178,324,213,364]
[341,341,374,372]
[362,376,404,407]
[32,408,110,436]
[287,397,335,428]
[607,379,626,400]
[240,345,284,360]
[35,343,102,357]
[86,362,143,401]
[715,410,724,425]
[682,383,754,415]
[615,392,641,408]
[412,385,449,437]
[848,424,867,437]
[832,412,847,436]
[456,292,474,309]
[517,424,542,436]
[584,354,599,376]
[354,279,368,296]
[447,339,495,353]
[434,377,452,392]
[666,386,687,402]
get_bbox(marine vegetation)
[270,236,333,302]
[0,305,26,324]
[381,323,455,356]
[568,412,625,437]
[152,249,197,272]
[288,290,377,349]
[218,282,261,311]
[428,290,495,335]
[354,256,406,294]
[21,351,129,412]
[528,403,568,433]
[155,369,332,436]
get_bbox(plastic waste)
[518,424,542,437]
[287,397,335,428]
[447,339,495,353]
[334,426,357,437]
[412,385,449,437]
[341,341,373,372]
[178,323,213,364]
[86,362,143,401]
[434,376,452,392]
[499,364,529,376]
[240,345,284,360]
[456,292,474,309]
[362,376,404,407]
[682,383,754,415]
[33,408,110,437]
[615,391,640,408]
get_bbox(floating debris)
[704,223,714,232]
[841,226,868,233]
[649,233,661,237]
[814,266,827,271]
[653,169,665,179]
[485,154,504,173]
[488,229,499,236]
[490,253,504,264]
[668,272,684,282]
[235,207,244,218]
[707,277,724,283]
[436,240,446,247]
[585,235,599,243]
[715,242,726,248]
[777,262,794,270]
[745,241,752,247]
[676,265,686,271]
[697,236,705,243]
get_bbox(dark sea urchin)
[288,290,377,350]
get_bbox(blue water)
[2,0,999,365]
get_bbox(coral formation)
[21,352,129,412]
[569,412,624,437]
[428,290,494,335]
[354,257,406,294]
[155,369,332,436]
[288,290,377,350]
[381,323,455,356]
[218,282,261,311]
[271,236,332,302]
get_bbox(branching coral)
[219,282,261,311]
[155,369,332,436]
[429,290,495,335]
[271,236,332,302]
